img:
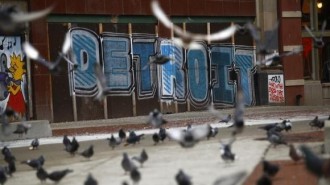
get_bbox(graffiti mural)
[0,36,27,116]
[68,27,257,109]
[268,74,285,103]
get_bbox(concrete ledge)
[0,120,52,141]
[325,121,330,154]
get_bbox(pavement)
[1,105,329,185]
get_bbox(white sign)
[268,74,285,103]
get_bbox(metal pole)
[25,31,34,119]
[99,23,108,119]
[129,23,137,116]
[68,23,78,121]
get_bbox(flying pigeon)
[84,173,98,185]
[0,4,53,35]
[220,138,236,163]
[304,20,327,48]
[107,134,121,149]
[93,62,111,101]
[21,155,45,170]
[175,170,192,185]
[121,152,137,175]
[23,31,77,74]
[36,167,48,183]
[208,104,232,124]
[259,48,302,67]
[263,160,279,177]
[147,109,167,128]
[29,138,39,150]
[130,168,141,185]
[167,124,209,148]
[47,169,73,183]
[207,124,219,140]
[151,0,237,49]
[79,145,94,160]
[132,149,148,168]
[149,55,172,65]
[13,122,31,137]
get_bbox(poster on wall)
[0,36,27,117]
[268,74,285,103]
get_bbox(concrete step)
[0,120,52,141]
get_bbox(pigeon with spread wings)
[304,20,327,48]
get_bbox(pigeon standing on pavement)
[219,114,231,123]
[263,160,279,177]
[258,123,283,132]
[289,144,303,162]
[175,170,192,185]
[36,167,48,183]
[2,146,15,164]
[267,128,287,147]
[220,138,236,163]
[121,153,137,175]
[47,169,73,183]
[84,173,98,185]
[147,109,167,128]
[21,155,45,170]
[167,125,209,148]
[107,134,121,149]
[30,138,39,150]
[132,149,148,167]
[159,127,167,142]
[309,116,325,129]
[119,128,127,141]
[152,132,160,145]
[63,135,71,147]
[4,160,15,177]
[79,145,94,160]
[130,168,141,185]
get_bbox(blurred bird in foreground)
[147,109,167,128]
[47,169,73,183]
[289,144,303,162]
[167,124,209,148]
[132,149,148,168]
[84,173,98,185]
[175,170,192,185]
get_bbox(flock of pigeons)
[0,1,328,185]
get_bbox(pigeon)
[30,138,39,150]
[151,0,237,49]
[152,133,160,145]
[220,138,236,163]
[267,129,287,147]
[84,173,98,185]
[167,125,209,148]
[147,109,167,128]
[63,135,71,147]
[304,20,327,48]
[218,114,232,123]
[258,123,282,132]
[65,137,80,156]
[93,62,113,101]
[230,86,245,136]
[159,127,167,142]
[289,144,303,162]
[23,31,76,74]
[13,122,31,137]
[0,166,7,185]
[299,145,329,177]
[175,170,192,185]
[119,128,127,141]
[256,173,272,185]
[259,48,302,66]
[263,160,279,177]
[280,119,292,132]
[107,134,121,149]
[21,155,45,170]
[79,145,94,160]
[213,171,247,185]
[130,168,141,185]
[207,124,219,140]
[2,146,15,164]
[309,116,325,129]
[132,149,148,167]
[121,153,137,174]
[4,160,15,177]
[0,107,20,135]
[0,4,53,35]
[36,167,48,183]
[47,169,73,183]
[149,55,172,65]
[125,131,144,146]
